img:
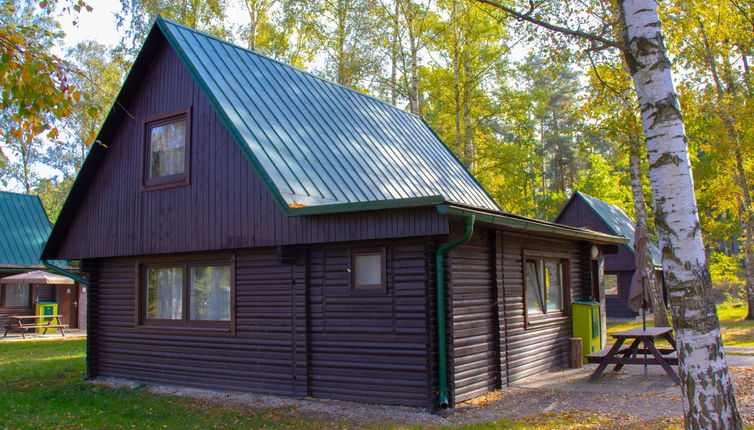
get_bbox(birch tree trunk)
[629,151,669,327]
[619,1,741,427]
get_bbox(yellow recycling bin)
[36,302,58,333]
[572,300,601,362]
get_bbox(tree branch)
[473,0,625,51]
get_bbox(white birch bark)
[619,1,741,428]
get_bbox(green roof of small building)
[566,191,661,267]
[0,191,66,269]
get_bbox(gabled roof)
[0,191,66,269]
[558,191,661,267]
[160,18,498,212]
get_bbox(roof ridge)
[157,17,423,121]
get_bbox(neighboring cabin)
[555,191,663,319]
[42,18,625,409]
[0,191,84,330]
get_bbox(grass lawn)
[0,339,687,429]
[607,301,754,347]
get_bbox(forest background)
[1,0,752,304]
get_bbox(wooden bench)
[3,315,68,339]
[588,327,680,384]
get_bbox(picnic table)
[587,326,680,385]
[3,315,67,339]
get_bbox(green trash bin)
[36,302,58,333]
[572,300,601,362]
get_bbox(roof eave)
[438,204,628,245]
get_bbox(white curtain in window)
[147,267,183,319]
[545,261,563,311]
[190,265,230,320]
[150,120,186,178]
[526,260,544,314]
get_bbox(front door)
[56,285,78,329]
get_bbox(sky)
[57,0,122,49]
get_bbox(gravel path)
[99,362,754,428]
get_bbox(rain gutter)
[41,259,89,285]
[435,212,475,409]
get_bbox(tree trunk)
[451,0,462,157]
[390,0,399,106]
[629,151,669,326]
[619,1,741,428]
[462,57,474,168]
[698,19,754,320]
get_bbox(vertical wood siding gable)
[54,39,448,261]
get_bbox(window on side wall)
[139,256,233,331]
[351,247,387,294]
[604,273,619,296]
[142,109,190,190]
[524,253,570,325]
[1,284,31,308]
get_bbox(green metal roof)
[0,191,66,269]
[156,18,499,213]
[565,191,661,266]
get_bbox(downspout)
[435,213,475,409]
[41,259,89,285]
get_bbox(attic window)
[143,109,190,190]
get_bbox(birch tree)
[475,0,741,427]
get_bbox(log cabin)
[0,191,82,330]
[41,18,626,409]
[555,191,664,319]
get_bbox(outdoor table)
[587,326,680,384]
[2,315,67,339]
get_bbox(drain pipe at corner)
[435,213,475,409]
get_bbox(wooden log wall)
[307,240,431,407]
[82,238,434,408]
[445,223,594,404]
[447,227,501,404]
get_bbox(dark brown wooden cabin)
[42,18,625,410]
[555,191,663,319]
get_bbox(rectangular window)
[351,248,386,293]
[190,265,231,321]
[143,109,190,190]
[2,284,30,307]
[525,256,568,320]
[139,257,232,330]
[604,273,619,295]
[146,267,183,320]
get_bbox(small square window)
[351,248,386,293]
[143,109,190,190]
